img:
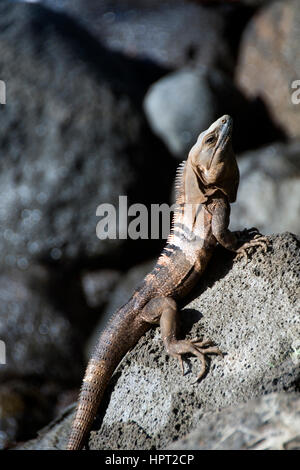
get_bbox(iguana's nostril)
[221,115,231,124]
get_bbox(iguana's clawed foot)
[235,228,271,264]
[166,338,223,382]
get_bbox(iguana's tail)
[67,301,149,450]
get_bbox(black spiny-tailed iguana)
[67,115,269,450]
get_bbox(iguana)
[67,115,268,450]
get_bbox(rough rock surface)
[231,141,300,236]
[17,233,300,450]
[168,392,300,450]
[0,1,172,267]
[236,0,300,139]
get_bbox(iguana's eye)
[205,136,215,144]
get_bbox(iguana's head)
[187,115,239,203]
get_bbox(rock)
[231,141,300,235]
[236,0,300,139]
[0,1,173,267]
[144,68,218,157]
[191,0,274,6]
[0,266,84,384]
[0,380,60,449]
[17,233,300,449]
[41,0,235,72]
[144,67,243,158]
[103,260,156,317]
[81,269,122,309]
[0,265,88,446]
[144,66,284,159]
[167,392,300,450]
[241,0,273,5]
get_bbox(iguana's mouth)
[216,115,233,149]
[208,115,233,169]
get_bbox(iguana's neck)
[168,160,207,246]
[177,160,204,205]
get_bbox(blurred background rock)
[0,0,299,448]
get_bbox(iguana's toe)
[166,338,223,382]
[235,234,271,264]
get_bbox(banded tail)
[67,300,150,450]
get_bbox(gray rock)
[103,260,156,318]
[167,392,300,450]
[236,0,300,139]
[144,67,248,158]
[143,66,281,158]
[39,0,234,72]
[231,141,300,235]
[81,269,122,309]
[17,233,300,449]
[0,1,171,267]
[144,68,218,157]
[0,266,83,384]
[0,380,61,449]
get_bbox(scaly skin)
[67,115,269,450]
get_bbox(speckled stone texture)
[17,233,300,450]
[167,392,300,450]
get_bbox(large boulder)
[41,0,236,72]
[168,392,300,450]
[17,233,300,449]
[0,1,173,268]
[190,0,273,5]
[0,380,62,449]
[0,266,84,384]
[0,265,87,448]
[231,141,300,236]
[236,0,300,139]
[144,66,284,159]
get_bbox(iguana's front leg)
[141,297,222,382]
[211,199,269,261]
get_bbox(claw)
[167,338,223,383]
[177,355,185,375]
[196,346,223,357]
[191,352,206,383]
[190,337,214,347]
[235,248,249,264]
[235,232,270,264]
